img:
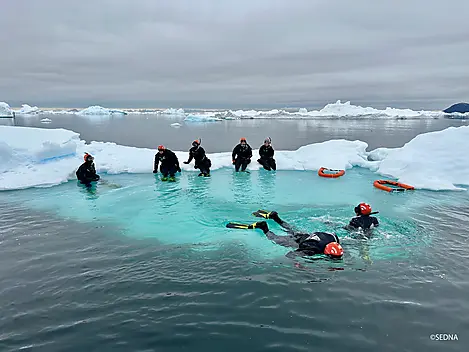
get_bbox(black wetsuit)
[347,215,379,230]
[154,149,181,177]
[256,212,340,258]
[258,145,276,171]
[232,143,252,172]
[185,145,211,176]
[76,161,100,185]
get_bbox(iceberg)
[15,104,40,115]
[0,102,14,117]
[375,126,469,190]
[1,125,468,192]
[77,106,127,116]
[206,101,442,120]
[0,101,448,120]
[183,114,223,122]
[161,108,185,115]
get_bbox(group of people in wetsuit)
[150,136,277,180]
[76,140,379,261]
[75,137,274,184]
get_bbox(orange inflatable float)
[373,180,414,192]
[318,167,345,178]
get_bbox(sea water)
[1,115,468,351]
[1,166,467,352]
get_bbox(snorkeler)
[257,137,276,171]
[226,209,343,259]
[153,145,181,181]
[76,153,100,186]
[345,203,379,231]
[183,139,211,177]
[232,137,252,172]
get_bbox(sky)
[1,0,468,109]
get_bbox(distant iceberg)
[162,108,185,115]
[0,102,14,117]
[15,104,40,115]
[184,114,223,122]
[203,100,442,119]
[77,106,127,116]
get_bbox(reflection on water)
[3,113,468,152]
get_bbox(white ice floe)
[0,125,468,191]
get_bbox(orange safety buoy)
[318,167,345,178]
[373,180,415,192]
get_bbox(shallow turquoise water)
[4,168,467,263]
[1,167,468,351]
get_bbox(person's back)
[294,231,341,256]
[348,215,379,230]
[347,203,379,230]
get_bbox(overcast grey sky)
[1,0,468,109]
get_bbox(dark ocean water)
[0,115,468,351]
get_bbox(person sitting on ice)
[345,203,379,231]
[76,153,100,186]
[257,137,276,171]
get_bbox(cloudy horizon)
[1,0,468,110]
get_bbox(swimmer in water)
[345,203,379,231]
[226,209,343,259]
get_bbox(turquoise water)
[4,168,466,264]
[1,167,468,351]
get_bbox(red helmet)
[157,145,165,151]
[84,153,93,161]
[324,242,343,257]
[356,202,372,215]
[240,137,246,142]
[192,139,200,146]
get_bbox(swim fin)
[226,222,257,230]
[161,177,168,181]
[252,209,271,219]
[168,176,176,182]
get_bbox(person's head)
[240,137,247,148]
[264,137,271,146]
[84,153,94,163]
[192,139,200,148]
[157,145,165,154]
[354,202,372,216]
[324,242,344,258]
